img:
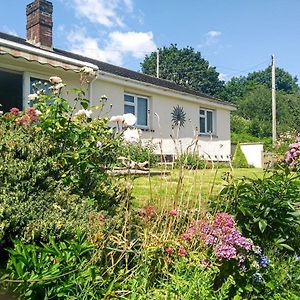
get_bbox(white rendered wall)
[0,55,233,161]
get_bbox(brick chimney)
[26,0,53,48]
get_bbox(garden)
[0,72,299,299]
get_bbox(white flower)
[0,111,3,115]
[123,113,137,126]
[96,141,102,148]
[110,115,124,123]
[28,93,39,101]
[54,83,65,90]
[75,109,93,118]
[123,128,140,143]
[35,110,42,116]
[49,76,63,84]
[80,66,96,77]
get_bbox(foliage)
[125,254,234,299]
[0,76,124,245]
[119,141,159,166]
[218,165,300,250]
[174,153,206,169]
[1,233,105,299]
[231,133,272,151]
[220,67,300,139]
[219,67,299,103]
[247,66,299,93]
[232,144,248,168]
[141,44,224,96]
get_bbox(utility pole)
[272,54,276,146]
[156,49,160,78]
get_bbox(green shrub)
[1,233,105,299]
[232,143,248,168]
[0,77,125,246]
[119,141,159,166]
[174,153,206,169]
[218,164,300,250]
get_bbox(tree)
[221,66,300,140]
[219,66,299,103]
[247,66,299,93]
[141,44,224,96]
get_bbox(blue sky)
[1,0,300,82]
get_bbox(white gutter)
[97,71,236,111]
[0,38,99,71]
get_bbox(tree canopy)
[141,44,224,96]
[221,66,300,140]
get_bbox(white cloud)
[218,73,228,81]
[70,0,133,27]
[206,31,221,38]
[199,30,222,48]
[108,31,156,59]
[67,29,156,65]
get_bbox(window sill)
[198,133,218,138]
[139,128,155,132]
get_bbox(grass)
[130,167,264,210]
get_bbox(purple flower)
[205,235,217,245]
[258,255,270,268]
[215,244,237,260]
[235,236,253,251]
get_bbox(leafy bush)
[0,76,124,245]
[1,233,105,299]
[218,165,300,250]
[119,141,159,166]
[232,143,248,168]
[174,153,206,169]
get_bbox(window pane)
[200,109,205,116]
[207,111,213,133]
[124,94,134,103]
[124,104,135,114]
[200,117,206,133]
[137,97,148,126]
[30,77,52,107]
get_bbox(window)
[30,77,52,106]
[199,108,215,134]
[124,93,149,127]
[0,69,23,112]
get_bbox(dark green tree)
[141,44,224,96]
[248,66,299,93]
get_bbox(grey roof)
[0,31,234,108]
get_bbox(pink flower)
[169,209,178,217]
[165,247,174,255]
[180,232,191,241]
[10,107,20,115]
[214,213,235,229]
[178,248,187,257]
[201,259,210,268]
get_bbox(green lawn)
[130,167,264,209]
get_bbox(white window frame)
[124,93,149,128]
[199,108,215,135]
